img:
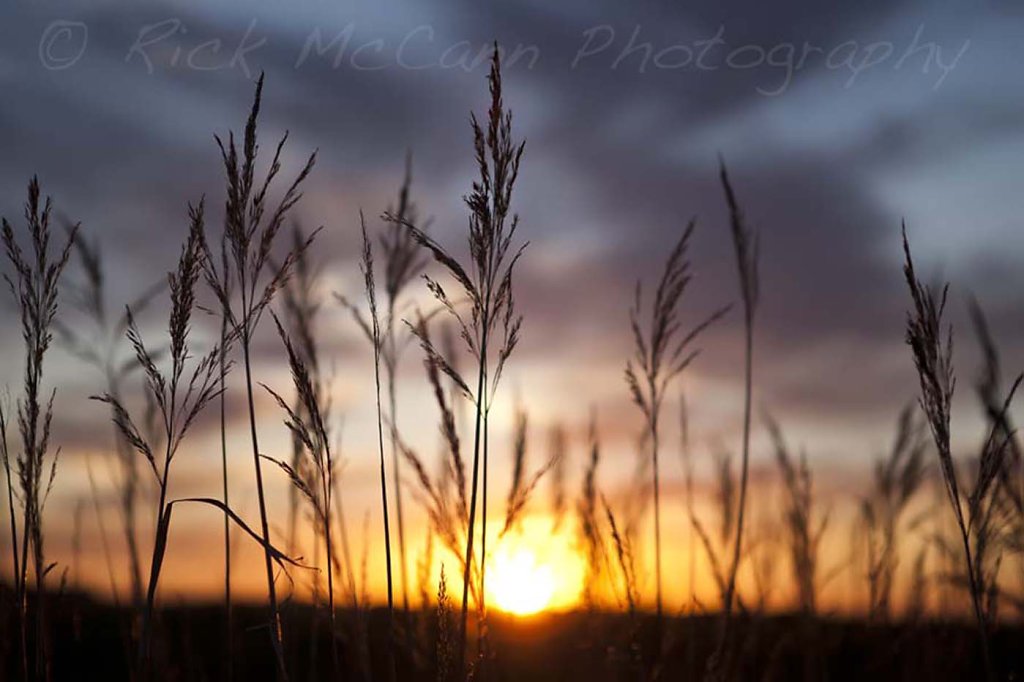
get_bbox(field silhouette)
[2,41,1024,682]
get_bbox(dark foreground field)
[2,589,1021,681]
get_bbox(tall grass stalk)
[678,393,698,678]
[200,73,317,681]
[861,404,927,621]
[276,224,328,675]
[0,399,22,671]
[625,220,727,634]
[969,299,1024,562]
[94,201,223,677]
[577,411,604,610]
[714,162,760,674]
[216,237,233,682]
[689,446,737,612]
[56,230,165,614]
[280,226,322,563]
[338,158,428,665]
[197,226,237,680]
[764,415,828,615]
[398,315,475,604]
[380,156,427,620]
[263,311,341,679]
[602,494,640,672]
[392,45,525,676]
[3,177,77,681]
[1,399,17,593]
[902,226,1021,682]
[359,216,397,681]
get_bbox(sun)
[485,520,585,616]
[488,547,557,616]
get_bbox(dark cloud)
[2,0,1022,483]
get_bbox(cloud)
[3,0,1024,601]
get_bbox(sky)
[2,0,1024,613]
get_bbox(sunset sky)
[2,0,1024,613]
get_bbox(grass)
[2,177,78,681]
[57,229,164,615]
[714,161,760,678]
[377,155,428,626]
[92,200,223,678]
[337,159,428,670]
[263,309,341,678]
[764,415,828,616]
[200,73,317,682]
[358,213,398,682]
[860,404,928,621]
[6,39,1024,682]
[624,217,728,636]
[902,226,1022,682]
[392,44,526,677]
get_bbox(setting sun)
[489,547,556,616]
[486,520,586,616]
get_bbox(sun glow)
[489,547,556,616]
[486,519,585,616]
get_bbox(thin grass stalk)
[92,217,300,682]
[548,425,568,532]
[436,565,453,682]
[398,315,478,613]
[714,161,759,675]
[463,332,487,675]
[321,487,339,680]
[390,45,526,677]
[219,308,232,682]
[624,218,727,643]
[1,402,19,612]
[308,536,322,681]
[203,224,236,682]
[3,177,78,682]
[331,469,359,614]
[500,410,558,540]
[109,381,144,611]
[84,459,122,605]
[243,285,286,672]
[602,494,640,672]
[764,415,828,615]
[900,226,1018,681]
[200,73,317,681]
[861,404,926,621]
[56,230,163,613]
[340,158,428,665]
[281,226,320,567]
[0,401,24,678]
[142,422,173,674]
[333,476,370,682]
[678,393,697,678]
[578,411,603,610]
[478,384,492,667]
[275,224,323,676]
[263,310,341,680]
[384,155,424,625]
[93,201,223,678]
[360,217,397,681]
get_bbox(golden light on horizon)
[486,518,586,616]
